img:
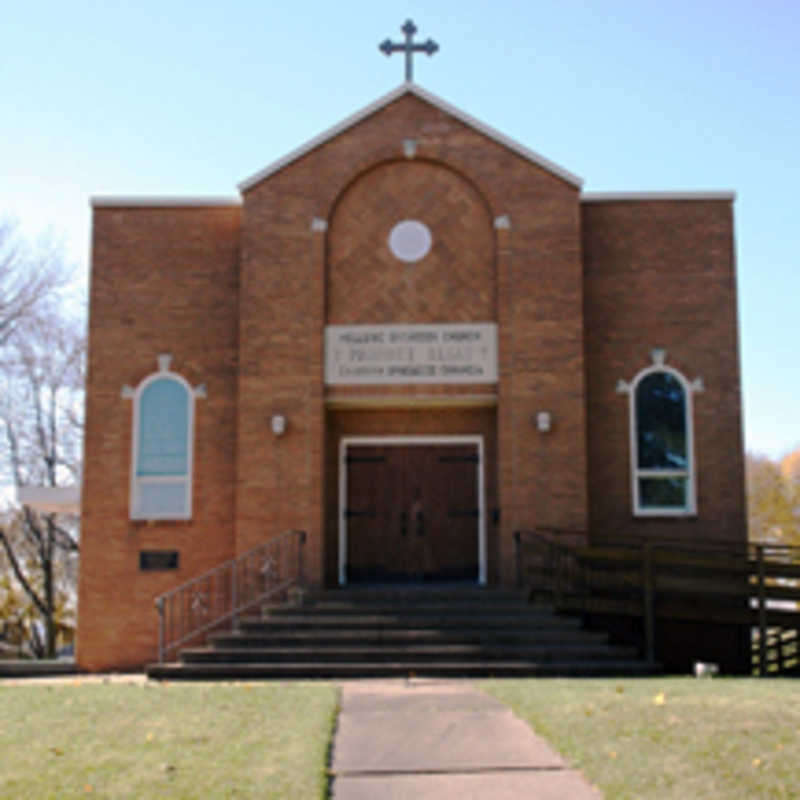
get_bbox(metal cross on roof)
[379,19,439,82]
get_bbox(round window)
[388,220,432,263]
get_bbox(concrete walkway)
[330,680,602,800]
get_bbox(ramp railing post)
[155,596,165,664]
[298,530,307,586]
[231,560,238,629]
[643,543,655,663]
[757,544,768,676]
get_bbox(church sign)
[325,323,498,384]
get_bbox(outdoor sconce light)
[271,414,287,437]
[535,411,552,433]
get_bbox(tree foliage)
[0,508,77,657]
[746,449,800,547]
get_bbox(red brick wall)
[238,91,587,587]
[581,199,746,544]
[78,205,240,670]
[327,160,495,323]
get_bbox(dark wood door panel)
[346,443,479,583]
[346,446,392,578]
[427,445,478,580]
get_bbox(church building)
[77,62,745,670]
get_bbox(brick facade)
[582,199,745,542]
[78,85,745,670]
[79,205,240,670]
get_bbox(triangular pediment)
[239,83,583,192]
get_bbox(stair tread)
[239,614,582,626]
[148,660,660,677]
[211,630,611,643]
[184,644,638,656]
[157,660,654,669]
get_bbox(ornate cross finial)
[379,19,439,82]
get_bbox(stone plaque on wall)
[325,323,498,385]
[139,550,179,571]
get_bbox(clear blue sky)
[2,0,798,458]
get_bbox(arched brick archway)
[326,159,496,325]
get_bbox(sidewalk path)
[330,679,602,800]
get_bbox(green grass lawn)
[0,681,338,800]
[3,677,798,799]
[483,678,800,800]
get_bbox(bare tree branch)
[0,528,47,617]
[0,221,69,347]
[0,221,82,658]
[50,520,79,552]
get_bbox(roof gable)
[239,83,583,192]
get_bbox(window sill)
[633,509,698,519]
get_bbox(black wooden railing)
[514,529,800,675]
[154,529,306,663]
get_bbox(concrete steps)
[146,587,660,679]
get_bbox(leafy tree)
[746,450,800,547]
[0,507,77,658]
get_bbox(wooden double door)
[344,442,481,583]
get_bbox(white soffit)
[17,486,81,514]
[91,196,242,208]
[581,191,736,203]
[239,82,584,191]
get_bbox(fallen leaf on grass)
[146,732,155,742]
[752,758,762,768]
[653,692,666,706]
[609,751,618,759]
[84,786,93,794]
[50,747,63,756]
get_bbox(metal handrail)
[154,529,306,663]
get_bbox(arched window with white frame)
[618,350,702,516]
[126,355,201,520]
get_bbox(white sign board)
[325,323,498,385]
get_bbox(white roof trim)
[581,191,736,203]
[239,82,583,191]
[17,486,81,514]
[91,196,242,208]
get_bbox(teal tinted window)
[137,378,189,477]
[635,372,686,470]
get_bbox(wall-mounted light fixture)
[535,411,552,433]
[270,414,287,437]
